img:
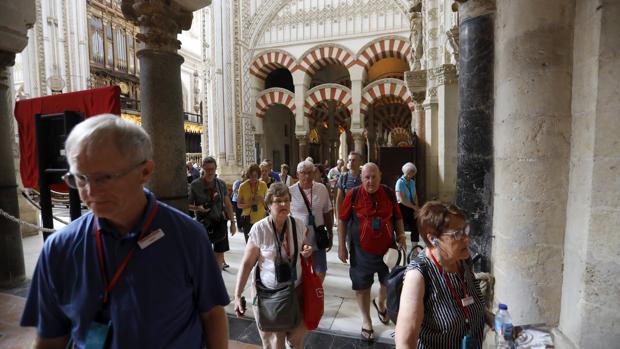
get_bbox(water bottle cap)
[499,303,508,310]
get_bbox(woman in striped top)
[395,201,494,348]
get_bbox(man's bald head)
[361,162,382,193]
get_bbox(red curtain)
[14,86,121,189]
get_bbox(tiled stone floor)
[0,208,397,348]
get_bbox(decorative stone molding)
[122,0,193,52]
[408,8,423,71]
[431,64,458,86]
[405,69,427,95]
[35,0,47,95]
[446,25,459,71]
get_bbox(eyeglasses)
[298,171,314,176]
[444,225,470,240]
[63,160,146,189]
[272,198,290,205]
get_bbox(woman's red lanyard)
[95,203,159,304]
[429,250,471,325]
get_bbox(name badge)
[461,296,474,307]
[138,229,165,249]
[372,217,381,230]
[85,320,111,349]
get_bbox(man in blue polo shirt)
[21,114,230,349]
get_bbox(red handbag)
[301,255,324,330]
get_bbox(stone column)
[0,0,34,287]
[494,0,573,325]
[412,98,426,203]
[352,132,365,159]
[454,0,494,271]
[296,134,308,162]
[0,53,26,287]
[122,0,208,212]
[435,65,459,202]
[422,90,438,200]
[349,65,364,131]
[555,2,620,347]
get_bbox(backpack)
[350,184,397,256]
[386,250,429,324]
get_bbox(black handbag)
[298,185,331,250]
[255,217,301,332]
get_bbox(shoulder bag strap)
[298,185,313,215]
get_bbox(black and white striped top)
[406,253,486,349]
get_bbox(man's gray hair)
[65,114,152,168]
[402,162,417,175]
[296,160,315,173]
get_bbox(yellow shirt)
[238,180,268,223]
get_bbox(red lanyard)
[429,249,470,323]
[95,203,159,304]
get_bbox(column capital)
[405,69,427,95]
[0,51,16,89]
[296,134,308,145]
[454,0,495,23]
[430,64,458,86]
[122,0,193,52]
[352,132,365,142]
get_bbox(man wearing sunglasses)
[21,114,230,349]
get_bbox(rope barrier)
[20,190,70,225]
[0,207,57,233]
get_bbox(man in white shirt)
[289,160,333,281]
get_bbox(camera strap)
[270,216,298,281]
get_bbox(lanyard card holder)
[85,320,111,349]
[461,334,479,349]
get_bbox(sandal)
[373,298,390,325]
[361,327,375,342]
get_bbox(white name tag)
[461,296,474,307]
[138,229,165,249]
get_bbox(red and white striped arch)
[361,79,415,112]
[356,36,411,72]
[250,49,297,81]
[255,88,296,118]
[294,44,356,76]
[304,84,353,118]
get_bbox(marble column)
[122,0,203,212]
[0,53,26,287]
[352,132,365,159]
[494,0,573,325]
[454,0,495,272]
[296,134,308,162]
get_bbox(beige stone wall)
[556,1,620,348]
[492,0,574,325]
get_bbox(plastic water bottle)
[495,303,515,349]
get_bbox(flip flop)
[373,298,390,325]
[361,327,375,342]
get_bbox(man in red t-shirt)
[337,162,406,342]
